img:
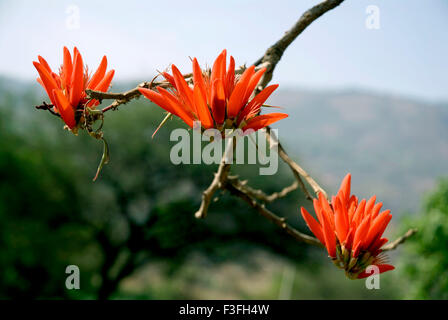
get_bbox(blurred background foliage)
[398,179,448,299]
[0,76,446,299]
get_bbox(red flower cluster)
[139,49,288,134]
[33,47,115,130]
[33,48,400,279]
[301,174,394,279]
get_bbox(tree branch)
[266,128,327,200]
[225,177,417,253]
[35,101,60,118]
[228,175,299,203]
[194,1,343,219]
[194,161,230,219]
[225,179,323,247]
[254,0,345,88]
[85,66,257,113]
[194,138,234,219]
[382,228,418,251]
[85,0,413,255]
[86,80,166,113]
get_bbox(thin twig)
[194,161,230,219]
[194,138,234,219]
[227,179,418,253]
[250,2,344,199]
[225,179,323,247]
[85,65,259,114]
[266,128,326,200]
[86,71,188,112]
[194,1,344,218]
[86,81,160,113]
[35,102,60,118]
[382,228,418,251]
[82,0,414,255]
[228,176,299,203]
[254,0,345,88]
[84,0,346,109]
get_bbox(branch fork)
[78,0,415,252]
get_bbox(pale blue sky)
[0,0,447,101]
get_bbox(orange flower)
[33,46,115,131]
[300,174,394,279]
[138,49,287,134]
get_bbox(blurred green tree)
[399,178,448,299]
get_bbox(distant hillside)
[270,89,448,215]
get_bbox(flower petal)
[94,69,115,92]
[227,65,255,119]
[225,56,235,97]
[334,197,348,244]
[171,64,195,114]
[158,87,195,128]
[352,199,366,228]
[52,89,76,129]
[162,72,176,88]
[301,207,325,245]
[321,213,337,258]
[365,195,377,217]
[62,47,73,88]
[37,56,52,74]
[242,67,266,104]
[87,70,114,107]
[369,237,388,254]
[192,58,208,104]
[238,84,279,123]
[211,49,226,85]
[193,84,214,129]
[313,198,325,225]
[69,48,84,107]
[319,192,334,229]
[210,79,226,125]
[339,173,351,203]
[87,55,107,90]
[364,210,390,248]
[242,113,288,132]
[139,88,175,114]
[352,215,371,251]
[33,61,59,106]
[357,264,395,279]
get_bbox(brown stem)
[225,177,417,253]
[194,161,230,219]
[86,80,163,113]
[254,0,345,88]
[195,0,339,218]
[225,179,323,247]
[194,138,234,219]
[266,128,327,200]
[35,102,60,118]
[83,0,414,255]
[382,228,418,251]
[228,176,299,203]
